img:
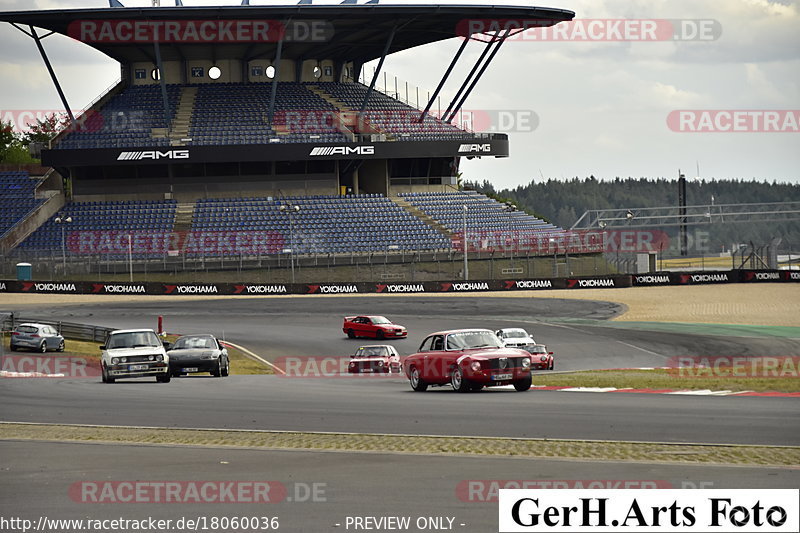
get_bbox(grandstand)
[0,2,582,273]
[0,172,45,238]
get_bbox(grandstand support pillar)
[441,33,499,124]
[267,25,287,128]
[418,36,469,123]
[444,33,510,123]
[359,24,397,114]
[28,26,75,124]
[153,41,172,129]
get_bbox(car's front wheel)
[347,329,355,339]
[57,340,65,352]
[409,366,427,392]
[101,364,115,384]
[450,366,471,393]
[376,330,385,340]
[156,373,171,383]
[39,341,47,353]
[549,360,554,371]
[513,376,532,392]
[221,356,229,377]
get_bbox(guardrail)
[1,314,114,343]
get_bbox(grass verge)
[0,422,797,466]
[2,334,272,375]
[533,369,800,393]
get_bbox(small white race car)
[495,328,536,349]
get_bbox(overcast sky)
[1,0,798,189]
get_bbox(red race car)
[523,344,555,370]
[402,329,533,392]
[343,316,407,339]
[348,345,402,374]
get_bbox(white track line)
[220,341,285,375]
[616,340,662,357]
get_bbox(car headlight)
[120,357,127,363]
[377,361,384,366]
[470,361,482,372]
[540,356,548,362]
[521,358,531,368]
[148,355,155,361]
[155,355,163,362]
[111,357,119,365]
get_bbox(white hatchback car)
[101,329,171,383]
[495,328,536,348]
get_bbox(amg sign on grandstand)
[309,146,375,156]
[458,19,721,42]
[117,150,189,161]
[667,110,800,133]
[458,143,492,153]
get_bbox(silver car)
[10,323,65,353]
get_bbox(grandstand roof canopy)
[0,4,574,64]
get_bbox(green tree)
[0,120,16,161]
[23,113,69,145]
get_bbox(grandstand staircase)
[165,86,198,146]
[305,85,377,138]
[172,202,195,233]
[392,196,454,239]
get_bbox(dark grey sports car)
[167,334,230,377]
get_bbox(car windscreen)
[504,330,527,338]
[16,326,39,334]
[173,336,215,349]
[356,347,388,357]
[526,346,547,354]
[108,331,161,349]
[446,331,504,350]
[370,317,391,325]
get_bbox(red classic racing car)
[524,344,554,370]
[402,329,533,392]
[343,316,407,339]
[348,345,402,374]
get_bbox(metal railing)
[1,314,114,343]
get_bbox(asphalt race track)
[2,296,798,446]
[2,295,799,532]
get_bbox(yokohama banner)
[0,270,795,295]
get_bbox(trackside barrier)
[0,314,114,342]
[0,271,795,296]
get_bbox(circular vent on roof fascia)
[209,66,222,80]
